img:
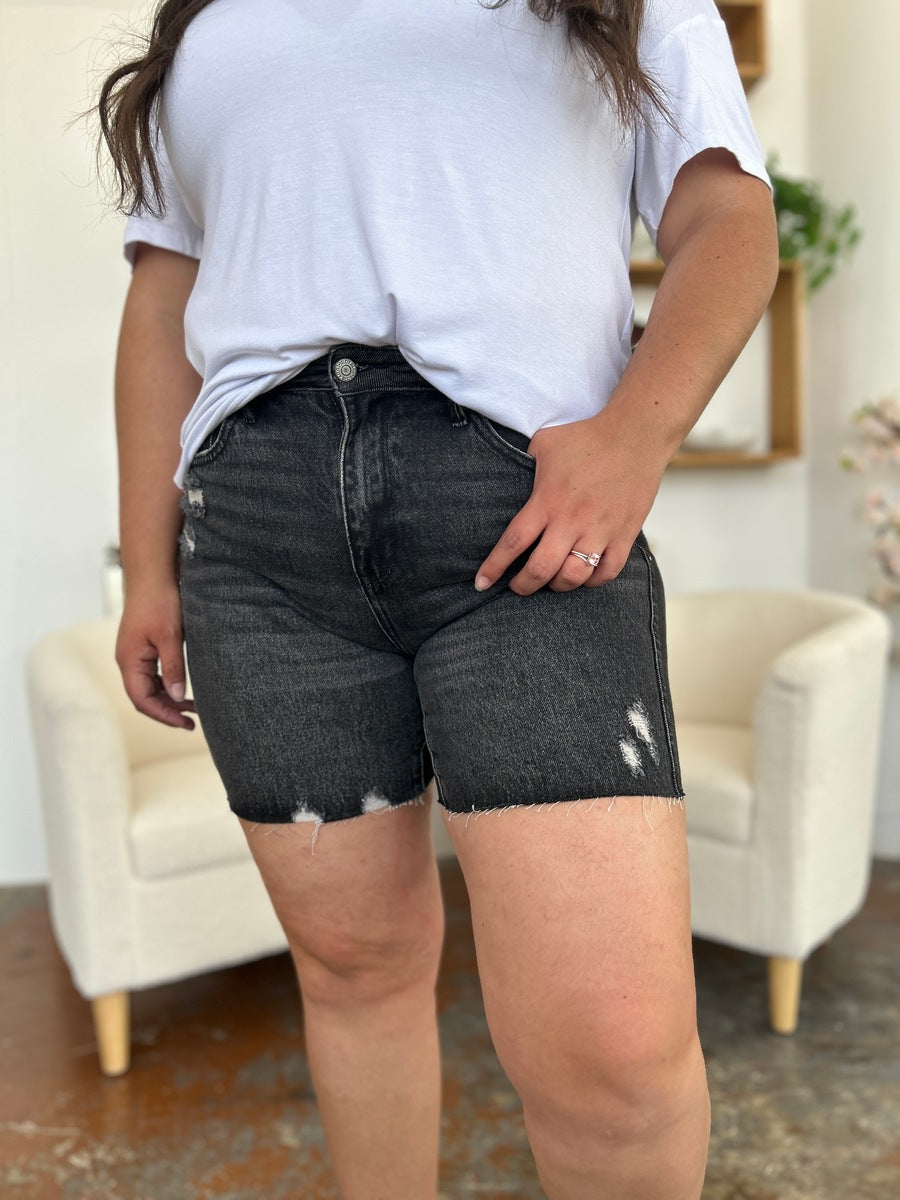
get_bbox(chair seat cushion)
[128,753,251,880]
[677,722,755,844]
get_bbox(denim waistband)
[283,342,433,393]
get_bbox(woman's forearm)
[475,162,780,593]
[594,198,780,463]
[115,248,201,594]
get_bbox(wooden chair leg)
[91,990,131,1076]
[767,956,803,1035]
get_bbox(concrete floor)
[1,858,898,1199]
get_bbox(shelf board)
[668,449,799,469]
[738,63,766,84]
[629,257,665,287]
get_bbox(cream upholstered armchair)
[664,589,893,1035]
[25,614,456,1077]
[25,616,291,1076]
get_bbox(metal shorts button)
[334,358,358,381]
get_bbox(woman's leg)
[174,349,458,1196]
[439,793,710,1200]
[238,795,444,1200]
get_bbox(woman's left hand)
[473,410,671,595]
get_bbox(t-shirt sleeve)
[122,132,204,268]
[633,0,772,252]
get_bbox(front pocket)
[468,411,536,471]
[189,408,244,466]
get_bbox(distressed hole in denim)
[282,792,430,857]
[439,794,685,832]
[360,790,430,819]
[627,698,660,765]
[619,737,644,776]
[361,788,391,813]
[180,522,196,557]
[186,486,205,518]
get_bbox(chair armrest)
[766,607,892,690]
[25,634,136,994]
[749,608,892,954]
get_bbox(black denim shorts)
[177,342,685,834]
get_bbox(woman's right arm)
[114,242,201,730]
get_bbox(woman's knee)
[486,958,702,1111]
[289,909,446,1006]
[513,1018,708,1140]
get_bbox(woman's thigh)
[237,795,445,999]
[439,794,696,1107]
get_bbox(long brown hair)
[93,0,672,219]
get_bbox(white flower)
[870,582,896,606]
[863,487,887,506]
[874,393,900,428]
[858,413,894,442]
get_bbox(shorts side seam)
[638,543,683,797]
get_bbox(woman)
[98,0,778,1195]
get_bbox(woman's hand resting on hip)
[473,409,671,596]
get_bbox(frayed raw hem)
[437,793,686,833]
[238,788,430,855]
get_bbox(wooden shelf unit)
[715,0,767,90]
[629,257,806,469]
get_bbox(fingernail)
[167,680,186,701]
[474,574,491,591]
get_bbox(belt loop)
[448,399,468,427]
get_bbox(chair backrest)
[29,616,210,769]
[664,588,889,725]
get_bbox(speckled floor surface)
[1,858,898,1199]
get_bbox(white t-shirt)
[123,0,772,491]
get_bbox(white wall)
[1,1,143,881]
[2,0,895,882]
[805,0,900,855]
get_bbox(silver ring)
[568,549,603,568]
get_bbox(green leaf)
[764,152,863,294]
